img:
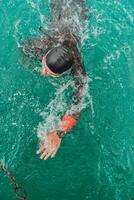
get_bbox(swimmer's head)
[42,46,74,77]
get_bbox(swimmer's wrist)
[56,130,67,139]
[56,114,78,139]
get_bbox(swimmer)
[21,31,87,160]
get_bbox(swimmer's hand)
[36,131,61,160]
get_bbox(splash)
[13,0,92,140]
[37,73,94,139]
[37,87,69,139]
[36,1,93,140]
[49,0,89,42]
[26,0,46,25]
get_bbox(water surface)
[0,0,134,200]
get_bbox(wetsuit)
[20,31,87,136]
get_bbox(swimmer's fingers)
[50,139,60,158]
[36,144,46,154]
[39,140,52,160]
[43,147,57,160]
[41,146,59,160]
[40,149,49,159]
[39,139,51,159]
[51,148,58,158]
[43,141,54,160]
[50,143,60,158]
[44,151,53,160]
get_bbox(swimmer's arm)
[37,65,87,159]
[56,64,87,138]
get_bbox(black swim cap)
[46,46,74,74]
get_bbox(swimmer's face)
[42,57,59,77]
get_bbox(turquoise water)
[0,0,134,200]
